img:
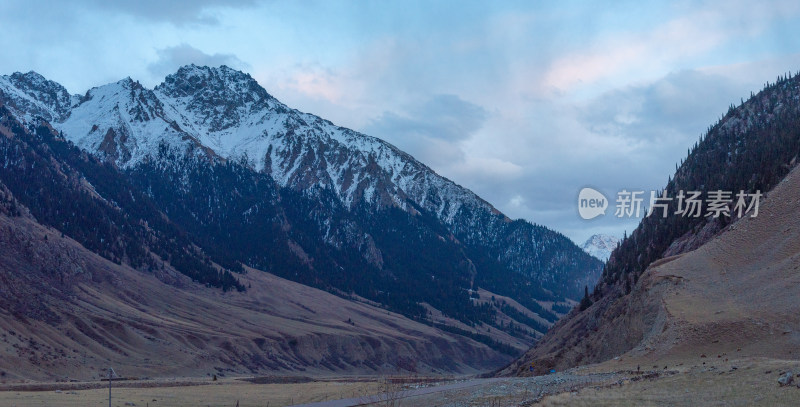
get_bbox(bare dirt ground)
[387,372,622,406]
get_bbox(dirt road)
[290,373,621,406]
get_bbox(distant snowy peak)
[0,71,75,123]
[581,234,620,261]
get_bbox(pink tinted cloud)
[283,70,343,102]
[538,3,790,94]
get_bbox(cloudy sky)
[2,0,799,244]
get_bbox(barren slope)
[0,211,515,382]
[504,163,800,375]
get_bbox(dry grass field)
[539,358,800,406]
[0,377,385,407]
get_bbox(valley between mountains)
[0,65,601,381]
[3,65,800,407]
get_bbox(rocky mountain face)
[0,103,526,380]
[0,71,74,123]
[504,72,800,375]
[580,234,620,261]
[0,66,601,352]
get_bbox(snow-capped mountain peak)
[0,71,75,123]
[0,66,603,301]
[581,234,620,261]
[58,76,201,165]
[155,64,282,132]
[0,66,552,227]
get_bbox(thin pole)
[108,368,112,407]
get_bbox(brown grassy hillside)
[503,162,800,376]
[0,206,517,382]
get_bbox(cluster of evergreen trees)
[0,106,244,291]
[126,146,520,328]
[598,72,800,299]
[0,99,581,352]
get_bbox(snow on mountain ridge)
[152,65,498,224]
[0,71,75,123]
[0,65,519,231]
[581,234,620,261]
[58,77,205,165]
[0,66,601,294]
[0,65,499,230]
[155,64,284,134]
